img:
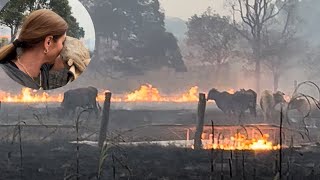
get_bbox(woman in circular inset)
[0,9,69,90]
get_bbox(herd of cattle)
[207,88,310,122]
[58,86,311,123]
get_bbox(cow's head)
[207,88,219,101]
[88,86,98,96]
[274,91,286,104]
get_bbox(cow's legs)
[262,110,267,123]
[94,107,99,119]
[224,110,232,120]
[236,110,245,124]
[249,106,257,117]
[87,106,99,119]
[69,109,76,120]
[62,108,71,120]
[267,109,273,123]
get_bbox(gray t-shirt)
[0,60,52,90]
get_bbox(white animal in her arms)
[59,36,91,81]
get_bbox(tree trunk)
[254,38,262,97]
[10,27,14,42]
[255,59,261,96]
[273,72,280,92]
[214,64,222,87]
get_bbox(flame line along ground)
[0,85,201,103]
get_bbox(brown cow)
[260,90,286,122]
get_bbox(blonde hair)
[0,9,68,62]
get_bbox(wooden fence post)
[194,93,206,149]
[98,92,112,148]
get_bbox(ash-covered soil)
[0,102,320,179]
[1,142,320,180]
[1,102,320,142]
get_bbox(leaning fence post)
[98,92,112,148]
[194,93,206,150]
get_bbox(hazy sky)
[68,0,95,51]
[159,0,231,20]
[0,0,232,47]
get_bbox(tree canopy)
[83,0,187,77]
[0,0,84,41]
[186,9,237,66]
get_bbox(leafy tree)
[0,0,84,42]
[228,0,293,95]
[83,0,186,77]
[186,8,237,84]
[49,0,84,38]
[0,0,26,41]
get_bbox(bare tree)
[261,0,302,91]
[186,8,237,86]
[229,0,292,94]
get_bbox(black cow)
[60,86,100,119]
[233,89,257,117]
[207,88,257,118]
[207,88,234,116]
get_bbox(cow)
[286,97,317,128]
[207,88,257,118]
[207,88,234,116]
[60,86,100,119]
[260,90,286,122]
[288,97,309,114]
[233,89,257,117]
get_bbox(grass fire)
[200,132,281,151]
[2,0,320,178]
[0,82,320,179]
[0,84,200,103]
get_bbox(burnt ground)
[0,102,320,179]
[1,142,320,180]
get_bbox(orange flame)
[0,85,200,103]
[0,35,10,39]
[126,84,163,102]
[200,132,280,151]
[1,88,63,103]
[284,95,291,102]
[172,86,198,102]
[96,84,199,102]
[227,88,235,94]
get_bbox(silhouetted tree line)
[0,0,84,41]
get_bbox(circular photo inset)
[0,0,95,90]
